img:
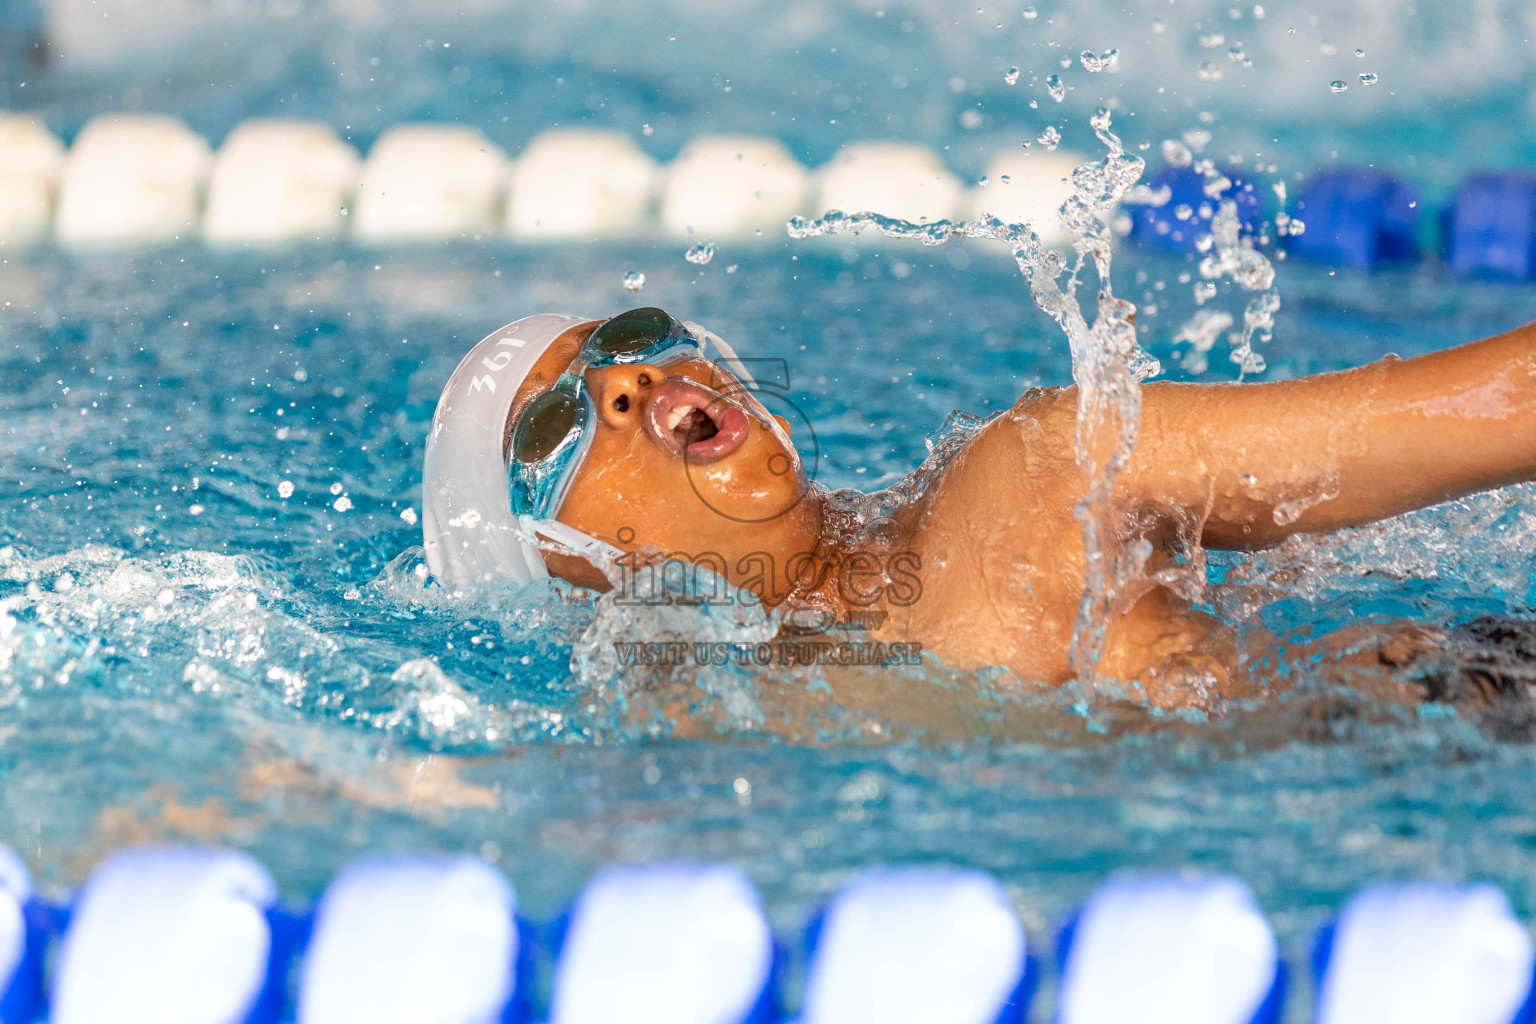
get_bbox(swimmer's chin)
[643,379,750,462]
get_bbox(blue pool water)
[6,0,1536,1015]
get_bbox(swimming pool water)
[7,0,1536,1016]
[5,238,1536,977]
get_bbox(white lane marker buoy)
[816,142,966,228]
[659,134,810,238]
[505,129,657,239]
[204,119,360,244]
[354,124,507,242]
[0,114,65,247]
[55,115,211,246]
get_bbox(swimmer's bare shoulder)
[883,385,1088,683]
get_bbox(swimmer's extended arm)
[1128,319,1536,548]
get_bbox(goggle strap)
[685,322,757,390]
[517,514,623,579]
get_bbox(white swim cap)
[422,313,608,588]
[422,311,758,591]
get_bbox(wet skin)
[512,318,1536,707]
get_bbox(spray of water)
[788,108,1158,682]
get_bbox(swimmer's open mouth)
[644,379,750,462]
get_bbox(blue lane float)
[1286,168,1420,270]
[1312,883,1536,1024]
[1126,166,1263,254]
[1445,174,1536,281]
[15,843,1536,1021]
[0,847,42,1024]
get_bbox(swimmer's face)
[509,321,813,590]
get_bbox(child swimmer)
[422,307,1536,708]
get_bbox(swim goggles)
[509,306,705,520]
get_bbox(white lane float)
[204,119,360,245]
[967,148,1086,247]
[659,134,811,238]
[49,846,279,1024]
[505,129,657,239]
[296,855,520,1024]
[0,115,64,247]
[353,125,507,242]
[816,142,965,227]
[54,115,211,246]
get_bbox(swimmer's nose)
[590,362,663,428]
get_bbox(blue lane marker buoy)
[1127,166,1262,254]
[1287,168,1420,269]
[1445,173,1536,281]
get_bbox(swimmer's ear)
[773,414,791,435]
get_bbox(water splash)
[1037,125,1062,151]
[788,108,1158,681]
[1045,74,1066,101]
[1080,49,1118,72]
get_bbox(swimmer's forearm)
[1134,320,1536,547]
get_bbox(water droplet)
[641,123,654,136]
[1358,72,1378,85]
[1199,32,1226,48]
[1288,217,1305,235]
[1000,174,1012,184]
[1161,139,1193,167]
[1329,80,1348,93]
[277,480,294,499]
[1080,48,1118,72]
[684,242,715,264]
[189,504,205,516]
[1004,66,1021,85]
[329,482,344,495]
[1059,54,1073,69]
[400,507,418,526]
[1019,138,1032,148]
[1045,74,1066,101]
[1198,60,1224,81]
[1239,473,1257,488]
[1354,47,1365,58]
[1022,6,1037,18]
[1037,125,1061,151]
[977,175,989,187]
[1152,17,1165,33]
[622,271,646,292]
[333,495,353,512]
[1227,42,1246,63]
[1174,204,1193,221]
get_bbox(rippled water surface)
[5,242,1536,978]
[6,3,1536,1014]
